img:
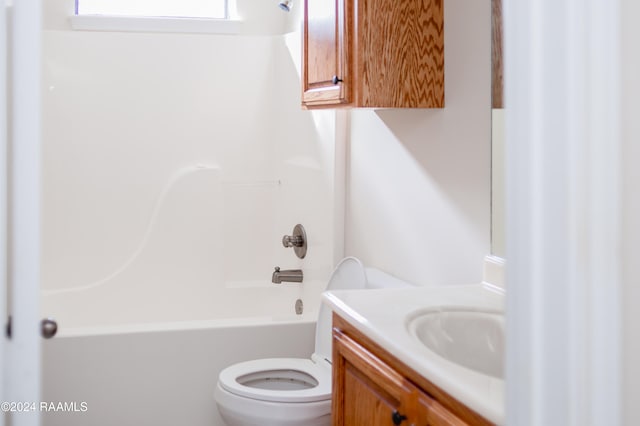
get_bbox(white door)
[1,1,43,425]
[1,4,7,424]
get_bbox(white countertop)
[322,284,505,425]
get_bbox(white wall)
[41,0,339,314]
[345,0,491,286]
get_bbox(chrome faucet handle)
[282,224,307,259]
[282,235,303,248]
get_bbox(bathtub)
[41,281,322,426]
[39,163,335,425]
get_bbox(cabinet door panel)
[344,362,407,425]
[356,0,444,107]
[306,0,337,86]
[417,393,467,426]
[333,330,418,426]
[303,0,349,106]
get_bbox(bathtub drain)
[295,299,303,315]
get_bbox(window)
[72,0,241,33]
[76,0,230,20]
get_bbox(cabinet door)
[302,0,350,106]
[333,330,418,426]
[417,393,467,426]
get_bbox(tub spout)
[272,266,303,284]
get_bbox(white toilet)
[214,257,412,426]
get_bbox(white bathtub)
[41,281,322,426]
[39,160,337,425]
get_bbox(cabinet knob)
[332,75,343,85]
[392,410,408,425]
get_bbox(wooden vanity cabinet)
[302,0,445,109]
[332,314,493,426]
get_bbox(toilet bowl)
[214,257,413,426]
[214,358,332,426]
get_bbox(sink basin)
[407,309,504,379]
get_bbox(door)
[1,1,43,425]
[302,0,351,106]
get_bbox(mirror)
[491,0,505,258]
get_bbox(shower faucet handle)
[282,235,303,248]
[281,224,307,259]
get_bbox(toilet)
[214,257,413,426]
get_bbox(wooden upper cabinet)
[302,0,445,109]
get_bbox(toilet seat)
[218,358,331,403]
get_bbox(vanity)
[323,285,504,425]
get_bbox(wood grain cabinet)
[332,314,493,426]
[302,0,445,109]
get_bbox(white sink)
[406,308,505,379]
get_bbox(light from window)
[76,0,229,19]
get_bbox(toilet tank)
[312,258,416,365]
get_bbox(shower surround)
[40,3,342,424]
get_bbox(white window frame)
[70,0,242,34]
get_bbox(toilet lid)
[314,257,368,364]
[218,358,331,403]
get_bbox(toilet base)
[214,383,330,426]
